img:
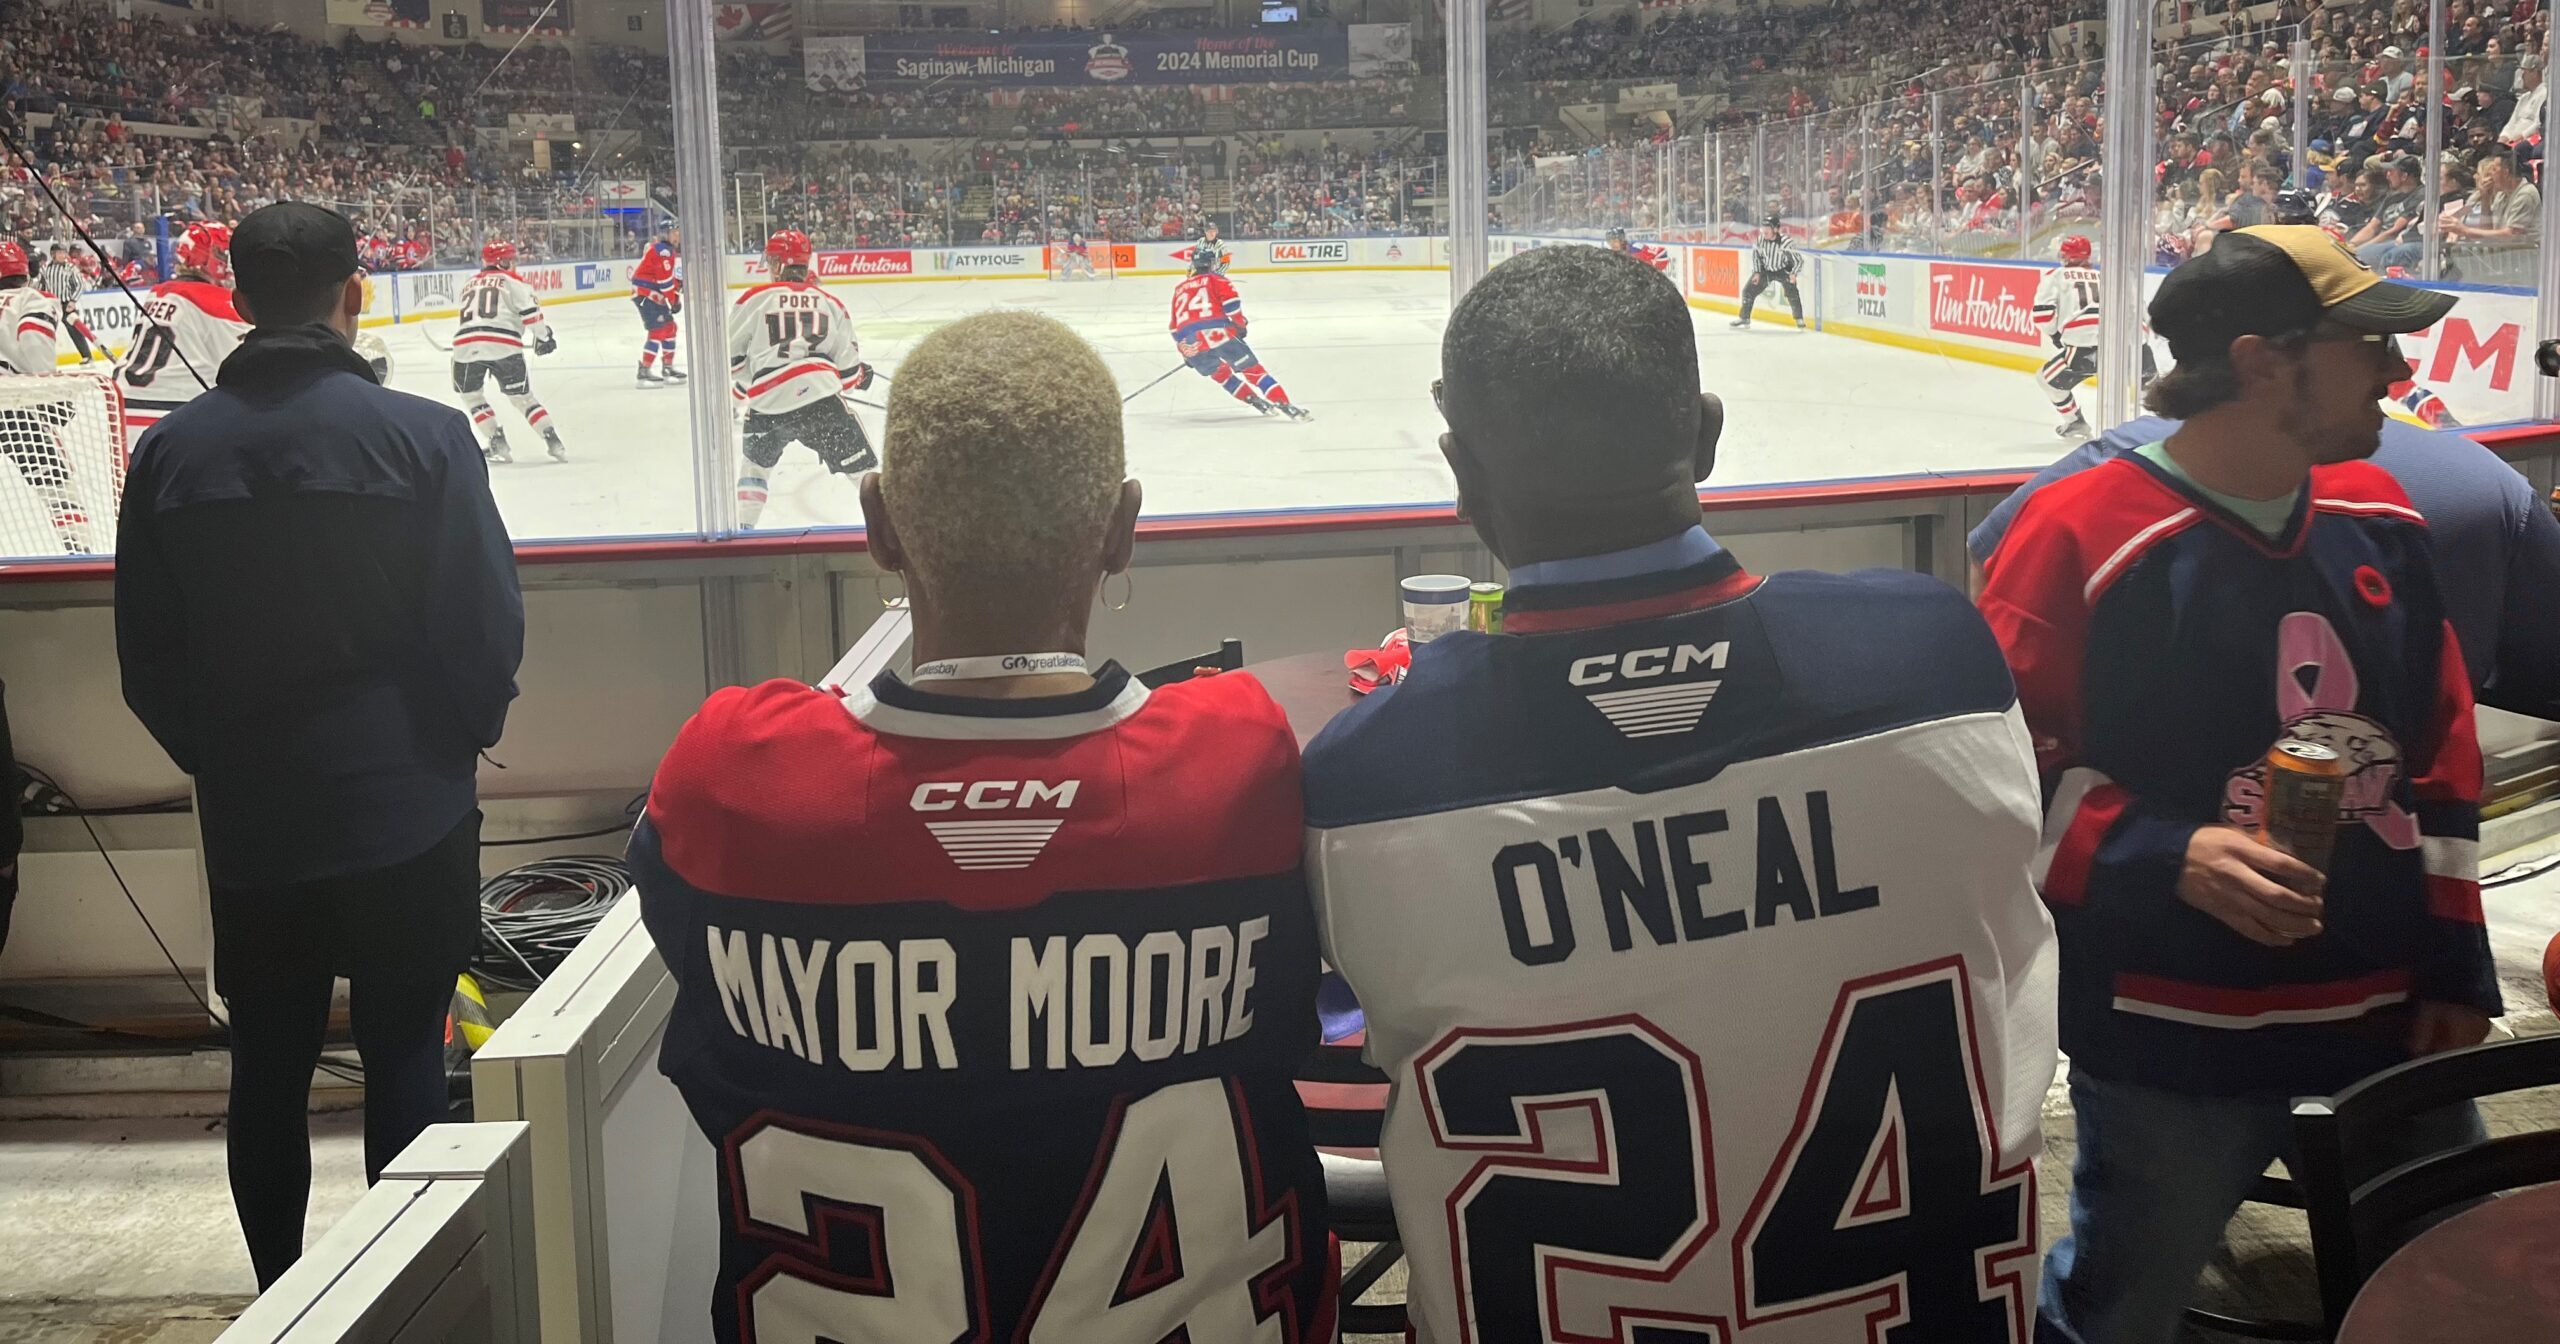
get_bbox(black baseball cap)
[2149,225,2455,363]
[230,201,362,296]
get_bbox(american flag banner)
[1487,0,1533,20]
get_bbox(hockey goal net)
[0,372,127,558]
[1045,235,1117,281]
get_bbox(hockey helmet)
[481,239,517,269]
[0,241,25,278]
[1762,212,1783,232]
[1189,246,1221,274]
[176,221,232,283]
[2272,188,2319,225]
[764,229,814,270]
[2057,234,2094,264]
[1604,226,1630,250]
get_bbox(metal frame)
[217,1123,538,1344]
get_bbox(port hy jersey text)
[700,917,1274,1073]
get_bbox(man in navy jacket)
[114,202,522,1288]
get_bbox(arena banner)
[325,0,427,28]
[930,248,1040,276]
[713,3,794,41]
[804,35,865,92]
[1685,247,1740,300]
[481,0,571,33]
[1346,24,1414,78]
[1926,261,2044,347]
[860,29,1354,87]
[1267,240,1350,265]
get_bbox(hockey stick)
[418,322,454,353]
[1121,363,1186,404]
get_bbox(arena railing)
[214,1122,539,1344]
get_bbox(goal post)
[1045,234,1117,281]
[0,372,127,558]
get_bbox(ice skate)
[636,363,663,388]
[2054,414,2092,440]
[544,428,567,462]
[485,432,513,465]
[1280,403,1314,422]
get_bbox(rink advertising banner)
[1926,262,2042,346]
[932,249,1038,274]
[325,0,426,27]
[1268,240,1350,264]
[813,249,913,279]
[804,36,866,92]
[1685,247,1740,300]
[481,0,570,33]
[860,30,1355,87]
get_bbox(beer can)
[2261,739,2347,874]
[1468,581,1505,634]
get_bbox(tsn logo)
[1567,641,1728,687]
[910,780,1081,811]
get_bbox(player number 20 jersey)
[451,269,550,363]
[117,279,249,432]
[727,281,863,415]
[1305,552,2059,1344]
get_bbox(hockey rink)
[373,268,2075,542]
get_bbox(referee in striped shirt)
[35,246,96,363]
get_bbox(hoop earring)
[873,570,906,609]
[1100,570,1133,612]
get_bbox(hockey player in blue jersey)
[1304,244,2058,1342]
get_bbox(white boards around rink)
[215,1123,539,1344]
[464,605,916,1343]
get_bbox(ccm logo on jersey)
[911,780,1079,870]
[1571,642,1728,739]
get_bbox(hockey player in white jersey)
[450,241,563,463]
[1305,245,2057,1344]
[117,221,250,438]
[0,240,103,551]
[2033,235,2158,440]
[1733,213,1806,329]
[727,230,875,528]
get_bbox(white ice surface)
[374,269,2079,544]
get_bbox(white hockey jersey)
[1304,540,2059,1344]
[117,279,248,433]
[2033,263,2103,348]
[726,279,862,415]
[451,268,551,363]
[0,284,60,374]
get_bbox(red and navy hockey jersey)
[1169,272,1246,357]
[1979,454,2497,1098]
[630,665,1336,1344]
[1306,536,2059,1344]
[634,239,682,306]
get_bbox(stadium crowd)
[1,0,2552,276]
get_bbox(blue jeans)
[2036,1068,2485,1344]
[2357,238,2423,273]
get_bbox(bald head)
[1438,246,1715,563]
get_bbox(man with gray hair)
[1305,245,2059,1339]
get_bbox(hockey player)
[117,221,249,438]
[1732,213,1805,329]
[1604,225,1631,252]
[633,222,685,387]
[0,241,100,551]
[727,230,876,528]
[1058,229,1099,278]
[1193,220,1231,273]
[2032,234,2158,439]
[1169,248,1311,420]
[451,241,564,463]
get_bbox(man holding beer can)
[1977,226,2500,1344]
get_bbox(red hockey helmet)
[176,221,233,283]
[0,241,26,279]
[2057,234,2094,264]
[482,240,518,269]
[764,229,814,270]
